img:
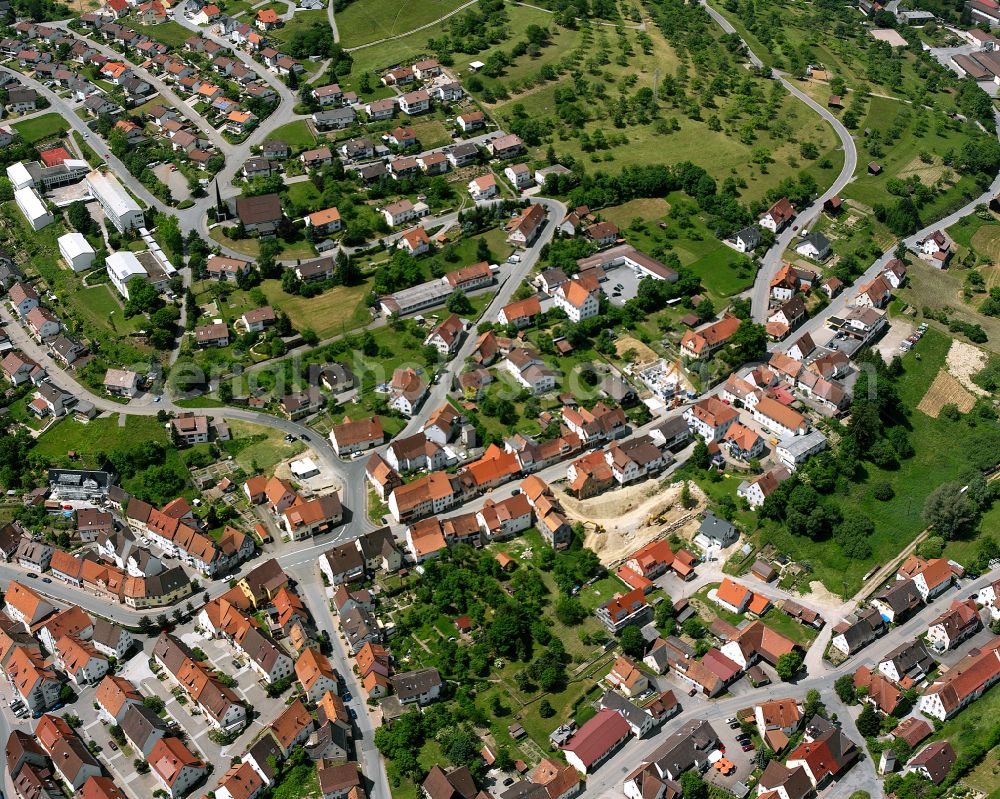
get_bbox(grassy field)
[260,280,371,338]
[284,180,322,210]
[843,96,981,219]
[466,16,842,203]
[600,192,757,300]
[71,131,104,168]
[265,120,316,147]
[405,117,452,150]
[209,227,317,260]
[897,261,1000,353]
[341,1,563,79]
[931,678,1000,765]
[224,420,305,472]
[966,749,1000,797]
[73,285,145,336]
[34,416,169,466]
[13,113,69,143]
[759,328,989,596]
[335,0,469,48]
[127,19,193,47]
[265,9,327,49]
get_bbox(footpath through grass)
[335,0,469,48]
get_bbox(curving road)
[697,1,859,322]
[342,0,481,51]
[749,75,858,321]
[774,112,1000,351]
[0,65,167,212]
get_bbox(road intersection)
[9,3,1000,797]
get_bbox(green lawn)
[603,192,758,300]
[759,328,994,596]
[127,19,193,47]
[966,741,1000,795]
[209,227,317,260]
[265,9,328,49]
[266,120,316,147]
[73,285,144,336]
[335,0,469,48]
[71,131,104,168]
[13,113,69,144]
[843,95,983,219]
[34,416,169,467]
[285,180,322,208]
[760,607,820,649]
[259,280,371,338]
[270,760,321,799]
[931,678,1000,763]
[405,116,452,151]
[224,420,305,472]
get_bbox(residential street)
[6,2,1000,797]
[296,571,392,799]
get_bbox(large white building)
[14,187,53,231]
[58,232,96,272]
[107,251,148,299]
[86,169,144,233]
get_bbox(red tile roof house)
[898,555,956,601]
[926,598,982,653]
[918,636,1000,720]
[759,196,795,232]
[719,620,797,670]
[712,578,752,614]
[852,666,903,716]
[604,655,649,698]
[753,698,803,753]
[562,708,631,774]
[595,588,652,633]
[682,396,738,443]
[785,718,858,788]
[624,539,675,580]
[904,741,956,785]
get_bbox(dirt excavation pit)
[946,339,990,397]
[555,478,709,565]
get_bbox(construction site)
[556,477,709,566]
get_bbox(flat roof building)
[379,279,453,317]
[107,251,147,299]
[58,232,96,272]
[86,169,144,233]
[14,187,53,231]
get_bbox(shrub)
[872,481,894,501]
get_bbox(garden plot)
[916,369,977,417]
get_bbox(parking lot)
[874,318,919,361]
[703,717,756,793]
[601,263,640,307]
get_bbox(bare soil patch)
[615,335,659,366]
[556,479,707,565]
[946,339,990,397]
